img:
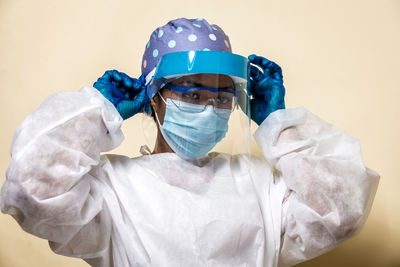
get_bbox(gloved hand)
[93,70,149,120]
[248,54,286,125]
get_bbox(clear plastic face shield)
[142,51,251,177]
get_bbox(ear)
[150,95,158,113]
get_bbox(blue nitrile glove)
[248,54,286,125]
[93,70,149,120]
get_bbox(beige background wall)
[0,0,399,266]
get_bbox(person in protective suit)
[0,18,379,267]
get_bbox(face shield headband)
[145,51,251,114]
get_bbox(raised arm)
[254,107,379,266]
[0,86,123,263]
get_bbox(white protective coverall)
[0,86,379,267]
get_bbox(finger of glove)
[112,71,133,94]
[252,84,285,111]
[122,75,145,96]
[137,74,147,90]
[110,70,123,82]
[135,87,149,106]
[116,89,148,120]
[268,62,283,80]
[94,71,113,87]
[93,80,112,96]
[249,55,282,77]
[114,74,130,94]
[250,67,283,92]
[121,74,133,89]
[110,84,127,100]
[120,72,145,96]
[249,55,270,70]
[97,70,114,83]
[250,66,274,97]
[250,65,264,84]
[127,82,147,103]
[98,79,126,101]
[94,82,120,106]
[99,86,114,100]
[132,78,144,91]
[94,71,128,105]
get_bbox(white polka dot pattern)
[153,49,159,57]
[141,18,232,76]
[188,34,197,42]
[168,40,176,48]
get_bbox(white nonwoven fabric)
[0,86,379,267]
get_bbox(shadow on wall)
[295,218,399,267]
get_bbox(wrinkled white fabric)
[0,86,379,267]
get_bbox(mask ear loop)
[157,91,168,105]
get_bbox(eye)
[182,92,199,100]
[217,96,232,104]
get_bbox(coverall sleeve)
[253,107,379,266]
[0,86,124,262]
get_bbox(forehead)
[172,73,234,87]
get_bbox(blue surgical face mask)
[154,98,230,159]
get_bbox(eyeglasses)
[158,84,239,118]
[165,83,237,108]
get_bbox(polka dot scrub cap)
[141,18,232,77]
